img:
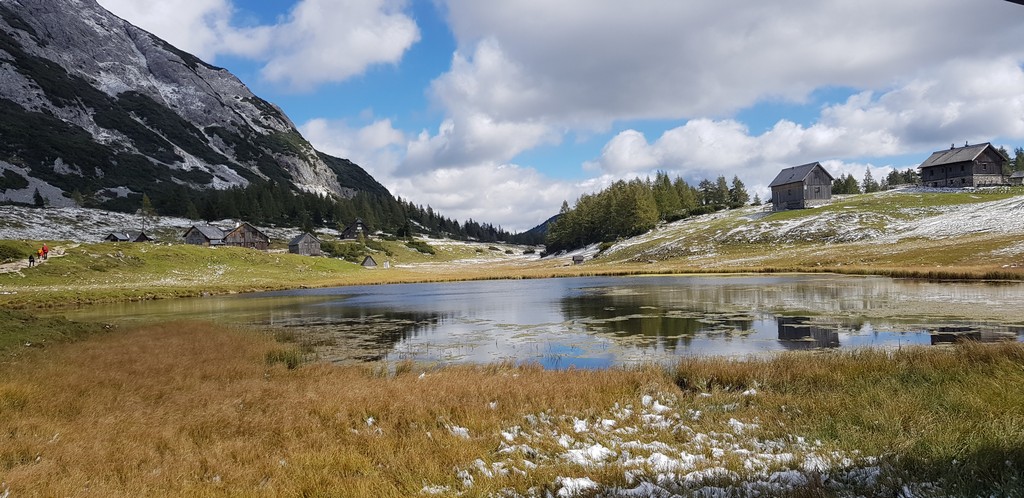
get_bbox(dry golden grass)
[3,322,1024,496]
[0,322,666,496]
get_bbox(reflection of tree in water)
[560,292,754,351]
[776,316,840,350]
[263,305,444,363]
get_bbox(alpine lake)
[63,274,1024,369]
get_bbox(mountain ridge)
[0,0,387,210]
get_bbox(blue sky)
[97,0,1024,232]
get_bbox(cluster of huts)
[769,142,1018,211]
[103,218,377,265]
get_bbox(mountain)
[0,0,388,211]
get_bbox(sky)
[94,0,1024,232]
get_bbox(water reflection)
[59,275,1024,369]
[776,316,840,350]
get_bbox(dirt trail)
[0,245,69,275]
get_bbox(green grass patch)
[0,309,108,355]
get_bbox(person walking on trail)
[42,244,49,260]
[37,248,43,261]
[28,254,35,267]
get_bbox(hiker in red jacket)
[42,244,49,260]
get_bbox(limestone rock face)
[0,0,385,207]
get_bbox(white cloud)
[301,118,580,231]
[586,57,1024,192]
[259,0,420,90]
[98,0,419,90]
[386,164,579,232]
[96,0,243,61]
[401,113,560,176]
[436,0,1024,123]
[299,118,406,178]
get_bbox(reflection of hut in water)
[929,325,1016,345]
[777,316,840,350]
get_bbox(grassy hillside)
[591,188,1024,279]
[2,188,1024,309]
[0,239,539,308]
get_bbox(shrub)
[406,240,435,255]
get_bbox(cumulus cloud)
[586,57,1024,193]
[301,118,582,231]
[96,0,255,61]
[258,0,420,90]
[98,0,419,90]
[436,0,1024,123]
[299,118,406,177]
[386,164,580,232]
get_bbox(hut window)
[814,186,820,193]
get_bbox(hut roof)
[191,225,226,240]
[288,232,320,246]
[769,162,832,187]
[919,143,1003,168]
[225,222,269,240]
[1010,171,1024,179]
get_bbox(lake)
[63,274,1024,369]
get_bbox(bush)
[406,240,436,255]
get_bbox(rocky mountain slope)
[0,0,387,210]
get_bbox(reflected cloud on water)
[61,275,1024,369]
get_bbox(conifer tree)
[728,175,749,208]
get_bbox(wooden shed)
[572,255,585,265]
[182,225,225,246]
[1010,171,1024,186]
[288,232,321,256]
[769,162,834,211]
[223,222,270,251]
[341,218,367,240]
[361,255,378,268]
[919,143,1008,188]
[104,231,152,243]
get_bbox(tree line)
[831,168,920,195]
[67,180,523,244]
[545,172,752,254]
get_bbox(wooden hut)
[919,143,1008,188]
[182,225,225,246]
[1009,171,1024,186]
[769,162,834,211]
[104,231,152,243]
[223,222,270,251]
[341,218,367,240]
[572,255,585,265]
[288,232,321,256]
[361,255,378,268]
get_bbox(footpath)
[0,246,67,275]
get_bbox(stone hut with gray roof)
[919,143,1008,188]
[769,162,834,211]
